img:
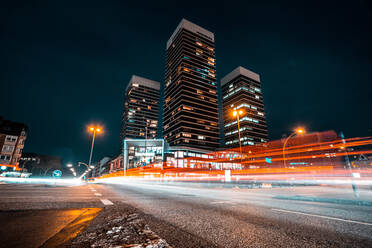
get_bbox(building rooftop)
[127,75,161,91]
[166,18,214,49]
[0,117,27,136]
[221,66,260,86]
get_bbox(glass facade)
[123,139,165,170]
[164,19,219,150]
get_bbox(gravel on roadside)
[66,203,172,248]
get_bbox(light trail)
[95,134,372,188]
[0,177,84,186]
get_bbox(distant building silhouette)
[19,153,62,177]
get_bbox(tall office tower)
[221,66,268,148]
[163,19,219,150]
[120,75,160,148]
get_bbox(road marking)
[94,193,102,196]
[211,201,227,204]
[100,199,114,205]
[91,189,96,192]
[272,208,372,226]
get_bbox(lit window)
[133,83,139,87]
[196,42,203,46]
[257,112,264,116]
[198,135,205,140]
[183,133,192,138]
[183,106,193,111]
[209,90,216,94]
[255,95,260,99]
[197,89,203,94]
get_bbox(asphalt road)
[0,182,112,247]
[101,181,372,248]
[1,181,372,247]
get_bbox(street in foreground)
[0,181,372,247]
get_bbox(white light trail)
[0,177,83,186]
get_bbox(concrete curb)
[274,195,372,206]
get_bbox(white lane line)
[211,201,227,204]
[272,208,372,226]
[94,193,102,196]
[100,199,114,205]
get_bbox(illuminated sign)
[289,162,308,165]
[52,170,62,178]
[265,157,272,163]
[135,152,155,157]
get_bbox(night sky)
[1,0,371,165]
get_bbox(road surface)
[0,181,372,247]
[103,181,372,247]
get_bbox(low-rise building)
[19,153,62,177]
[0,117,27,171]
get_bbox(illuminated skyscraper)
[163,19,219,150]
[222,66,268,147]
[120,75,160,149]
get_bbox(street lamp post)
[78,161,94,179]
[233,109,244,164]
[282,127,306,171]
[340,132,359,198]
[87,126,102,169]
[142,116,148,167]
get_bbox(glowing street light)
[66,163,73,168]
[283,126,306,170]
[87,125,103,169]
[232,109,245,162]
